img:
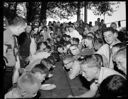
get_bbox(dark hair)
[99,75,127,98]
[114,47,126,58]
[37,42,47,50]
[72,38,79,44]
[43,26,47,30]
[103,27,117,34]
[46,45,51,50]
[40,58,54,70]
[68,25,74,28]
[63,55,74,62]
[31,63,49,76]
[9,16,26,26]
[49,27,53,31]
[83,35,95,47]
[113,42,126,49]
[46,55,56,65]
[47,38,51,42]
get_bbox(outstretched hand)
[90,81,99,91]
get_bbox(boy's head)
[37,41,47,51]
[68,25,74,32]
[83,36,94,49]
[72,37,79,45]
[110,22,117,30]
[99,75,127,98]
[17,72,41,98]
[63,55,74,70]
[57,45,64,53]
[31,63,49,82]
[45,45,51,52]
[80,54,103,81]
[103,27,118,45]
[113,48,126,74]
[112,42,126,57]
[69,45,80,55]
[41,58,54,70]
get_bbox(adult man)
[68,54,125,98]
[3,16,27,94]
[18,25,32,68]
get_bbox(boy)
[96,27,121,69]
[68,54,125,98]
[113,48,126,75]
[5,72,41,98]
[63,55,81,80]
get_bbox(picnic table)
[40,61,88,98]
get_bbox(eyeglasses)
[64,61,73,66]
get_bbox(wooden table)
[40,61,88,98]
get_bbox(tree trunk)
[40,1,48,23]
[14,2,17,16]
[77,1,80,22]
[84,1,87,23]
[104,13,105,23]
[26,2,34,22]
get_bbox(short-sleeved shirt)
[4,28,16,66]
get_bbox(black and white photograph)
[3,0,127,98]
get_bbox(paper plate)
[40,84,56,90]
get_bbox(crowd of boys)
[3,16,127,98]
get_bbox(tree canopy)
[3,1,120,23]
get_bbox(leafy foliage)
[3,1,120,22]
[88,1,120,16]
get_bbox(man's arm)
[12,56,20,84]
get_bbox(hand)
[14,48,18,55]
[19,68,25,74]
[90,81,99,91]
[26,56,32,62]
[67,95,74,98]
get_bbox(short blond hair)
[80,54,103,68]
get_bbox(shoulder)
[101,67,125,78]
